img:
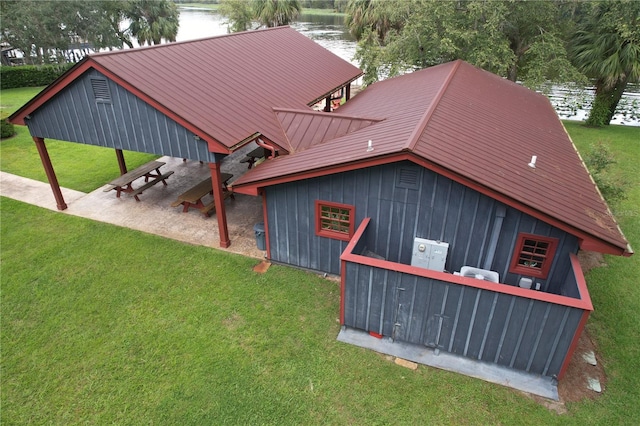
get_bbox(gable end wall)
[24,69,215,162]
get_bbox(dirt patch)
[558,330,607,402]
[578,250,607,273]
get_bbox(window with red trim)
[315,200,355,241]
[509,233,558,279]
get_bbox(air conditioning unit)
[459,266,500,283]
[411,238,449,272]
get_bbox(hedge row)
[0,64,75,90]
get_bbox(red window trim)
[509,233,559,279]
[315,200,355,241]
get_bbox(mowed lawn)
[2,87,640,423]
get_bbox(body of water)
[176,7,639,126]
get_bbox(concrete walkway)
[0,156,265,259]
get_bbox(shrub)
[1,119,16,139]
[0,64,74,90]
[583,141,627,206]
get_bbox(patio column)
[209,162,231,248]
[115,149,127,174]
[33,137,67,210]
[324,95,332,112]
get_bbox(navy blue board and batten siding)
[265,160,580,292]
[342,261,585,377]
[23,69,216,163]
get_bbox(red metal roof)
[10,27,363,153]
[273,108,383,152]
[232,60,631,256]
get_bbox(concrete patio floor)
[0,148,266,260]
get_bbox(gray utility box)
[411,238,449,272]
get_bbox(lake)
[176,7,639,126]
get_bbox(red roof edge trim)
[231,153,402,195]
[234,150,630,256]
[406,59,462,151]
[90,26,295,59]
[8,58,93,125]
[407,155,630,256]
[88,61,230,154]
[562,124,633,256]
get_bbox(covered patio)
[1,151,266,259]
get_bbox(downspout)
[256,138,277,159]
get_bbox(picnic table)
[170,173,234,217]
[240,146,267,169]
[104,160,174,201]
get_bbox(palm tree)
[252,0,301,28]
[570,1,640,126]
[127,0,180,46]
[220,0,254,33]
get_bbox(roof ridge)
[90,26,292,58]
[406,60,462,151]
[272,107,385,123]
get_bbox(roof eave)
[233,151,632,257]
[306,73,364,107]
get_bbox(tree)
[126,0,180,46]
[219,0,254,33]
[220,0,302,33]
[252,0,302,28]
[352,0,583,89]
[570,1,640,126]
[0,0,127,64]
[344,0,406,42]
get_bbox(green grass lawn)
[1,87,157,193]
[1,83,639,423]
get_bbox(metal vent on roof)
[90,79,111,102]
[396,167,420,189]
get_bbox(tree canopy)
[348,0,585,88]
[219,0,302,32]
[0,0,180,64]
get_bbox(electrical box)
[411,238,449,272]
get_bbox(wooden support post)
[116,149,127,174]
[324,95,332,112]
[209,162,231,248]
[33,137,67,210]
[345,84,351,101]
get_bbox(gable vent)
[91,78,111,102]
[396,167,420,189]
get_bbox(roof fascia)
[406,59,462,151]
[233,151,630,256]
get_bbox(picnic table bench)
[240,146,267,169]
[170,173,234,217]
[104,160,174,201]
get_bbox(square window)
[315,200,355,241]
[509,233,558,279]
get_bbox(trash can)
[254,222,266,250]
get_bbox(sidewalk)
[0,157,265,259]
